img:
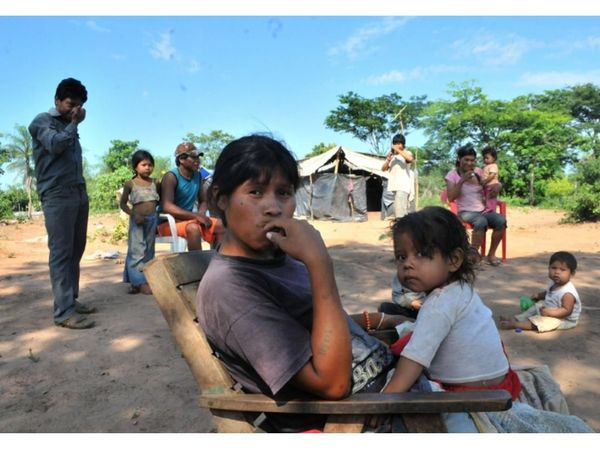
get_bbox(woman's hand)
[264,218,329,267]
[459,170,476,184]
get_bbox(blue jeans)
[459,210,506,231]
[41,184,89,323]
[123,214,157,287]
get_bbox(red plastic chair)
[440,189,507,263]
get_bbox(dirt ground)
[0,206,599,433]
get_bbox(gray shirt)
[196,252,394,431]
[29,107,85,198]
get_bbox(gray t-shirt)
[196,251,394,431]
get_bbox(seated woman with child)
[445,144,505,267]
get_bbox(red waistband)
[441,366,522,400]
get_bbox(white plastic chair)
[157,213,188,252]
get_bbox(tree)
[420,82,506,155]
[498,96,577,204]
[102,140,140,172]
[0,133,8,175]
[304,142,337,159]
[566,155,600,222]
[532,84,600,158]
[184,130,235,169]
[325,91,428,155]
[2,125,35,218]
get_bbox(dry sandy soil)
[1,207,599,433]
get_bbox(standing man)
[29,77,97,330]
[381,133,414,219]
[159,142,221,250]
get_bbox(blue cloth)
[41,184,89,323]
[123,213,157,286]
[486,401,593,432]
[199,167,212,179]
[459,210,506,231]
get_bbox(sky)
[1,2,600,188]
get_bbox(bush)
[539,176,575,209]
[0,186,40,218]
[87,166,132,213]
[565,156,600,222]
[110,216,129,244]
[0,194,13,219]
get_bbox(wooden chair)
[144,250,511,433]
[440,189,507,263]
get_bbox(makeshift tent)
[295,146,389,222]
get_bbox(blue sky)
[1,6,600,188]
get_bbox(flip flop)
[486,258,502,267]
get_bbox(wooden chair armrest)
[199,390,511,415]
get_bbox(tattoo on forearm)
[318,329,333,356]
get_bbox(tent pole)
[414,149,419,211]
[309,174,314,220]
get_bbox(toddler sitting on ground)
[500,251,581,332]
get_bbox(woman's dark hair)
[482,145,497,161]
[55,78,88,103]
[209,134,299,226]
[392,206,475,285]
[455,143,477,168]
[549,251,577,272]
[131,149,155,175]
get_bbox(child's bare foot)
[499,315,517,329]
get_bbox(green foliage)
[0,133,8,175]
[102,140,140,172]
[305,142,337,158]
[325,91,428,155]
[565,155,600,222]
[153,156,170,180]
[545,177,575,198]
[0,194,13,219]
[110,216,129,244]
[1,125,35,218]
[498,98,576,204]
[0,186,40,219]
[184,130,235,169]
[87,165,132,212]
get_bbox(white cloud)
[587,36,600,48]
[450,33,535,66]
[150,31,176,60]
[85,20,111,33]
[329,16,411,60]
[517,70,600,87]
[366,64,465,85]
[186,58,201,73]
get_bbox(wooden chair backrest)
[144,250,256,432]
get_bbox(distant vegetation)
[1,81,599,222]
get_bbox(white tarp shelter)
[295,146,390,222]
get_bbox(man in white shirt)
[381,134,414,219]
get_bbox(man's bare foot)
[499,315,517,329]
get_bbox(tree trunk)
[25,176,33,219]
[528,169,535,205]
